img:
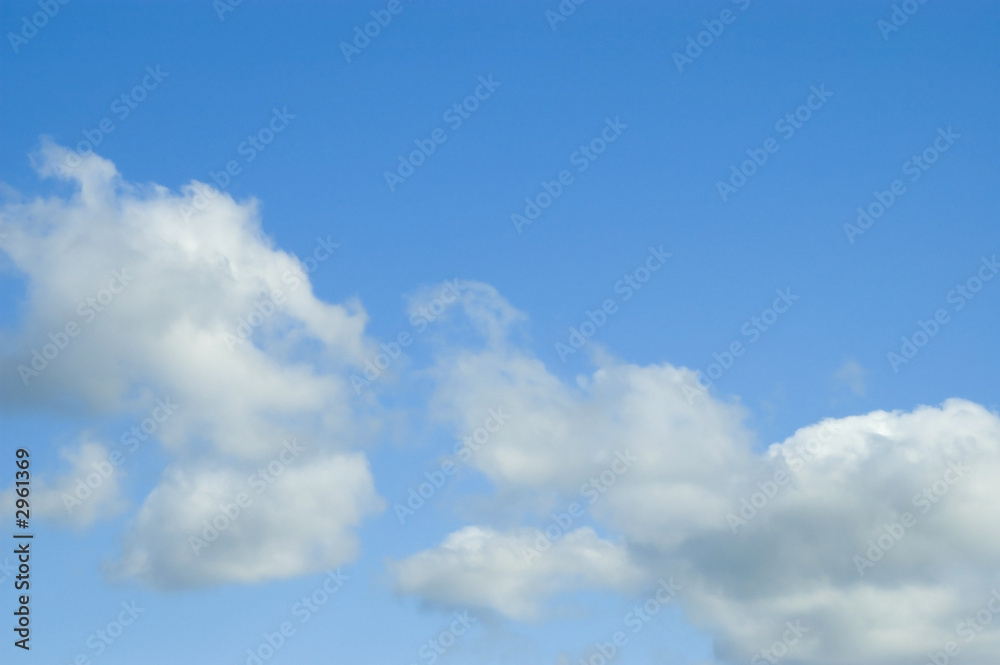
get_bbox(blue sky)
[2,2,1000,664]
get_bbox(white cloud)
[390,288,1000,665]
[0,144,383,587]
[390,526,645,621]
[111,452,381,589]
[6,145,1000,663]
[680,398,1000,665]
[0,141,370,460]
[420,283,758,550]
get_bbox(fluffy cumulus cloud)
[112,451,381,589]
[391,526,644,621]
[0,141,372,458]
[5,144,1000,662]
[390,287,1000,665]
[0,143,381,587]
[679,398,1000,665]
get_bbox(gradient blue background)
[1,1,998,663]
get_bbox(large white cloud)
[390,288,1000,665]
[675,398,1000,665]
[5,144,1000,663]
[0,143,383,587]
[0,141,370,459]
